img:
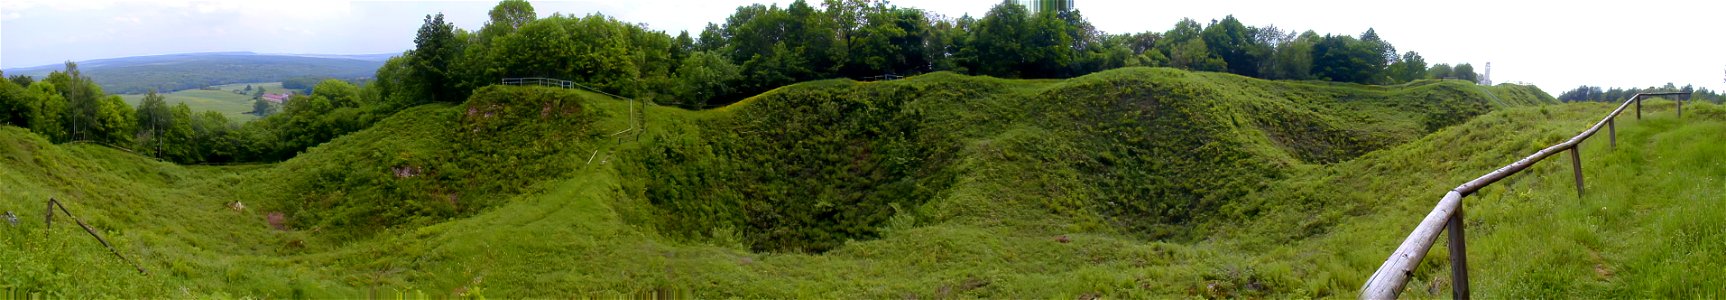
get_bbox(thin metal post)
[1447,208,1470,300]
[1677,99,1683,118]
[1570,147,1584,198]
[1608,118,1616,149]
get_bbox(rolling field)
[117,82,287,123]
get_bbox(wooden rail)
[45,198,149,275]
[1361,92,1691,299]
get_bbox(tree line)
[1557,83,1724,103]
[0,0,1494,164]
[399,0,1489,110]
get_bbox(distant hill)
[2,52,391,94]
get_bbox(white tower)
[1482,62,1492,86]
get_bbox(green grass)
[1,67,1721,298]
[117,82,286,123]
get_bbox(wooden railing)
[1361,92,1692,299]
[45,198,148,274]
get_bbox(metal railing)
[500,77,638,136]
[1361,92,1692,299]
[860,74,905,81]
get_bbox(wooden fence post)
[1447,209,1470,300]
[1636,96,1642,120]
[1608,118,1616,150]
[44,199,54,236]
[1570,147,1584,198]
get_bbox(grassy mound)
[232,85,613,238]
[622,68,1555,252]
[15,68,1719,298]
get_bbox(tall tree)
[6,74,31,88]
[1428,63,1454,79]
[1024,9,1077,77]
[412,12,463,103]
[823,0,877,44]
[25,82,68,141]
[1386,51,1427,83]
[786,0,844,76]
[1311,34,1379,84]
[481,0,536,39]
[962,0,1034,78]
[137,89,174,157]
[670,30,697,73]
[1156,18,1225,72]
[252,99,275,117]
[94,95,136,146]
[697,23,727,52]
[0,75,31,127]
[46,62,105,141]
[1260,30,1316,80]
[1453,63,1478,83]
[673,51,744,108]
[1201,15,1264,77]
[1359,28,1397,66]
[847,6,935,77]
[453,0,538,95]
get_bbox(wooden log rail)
[44,198,149,275]
[1361,92,1691,299]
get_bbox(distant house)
[262,92,292,103]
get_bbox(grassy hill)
[116,82,288,123]
[2,67,1721,298]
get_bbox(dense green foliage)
[0,63,136,146]
[624,80,963,253]
[279,76,369,95]
[364,0,1497,112]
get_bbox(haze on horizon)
[3,0,1722,94]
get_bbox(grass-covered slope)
[10,67,1720,298]
[619,68,1555,252]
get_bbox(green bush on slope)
[240,85,604,236]
[623,80,964,253]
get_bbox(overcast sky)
[3,0,1722,94]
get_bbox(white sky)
[2,0,1723,94]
